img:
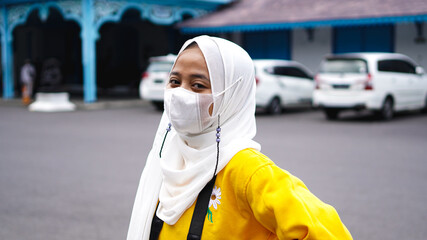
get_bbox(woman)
[127,36,352,240]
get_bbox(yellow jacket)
[159,148,352,239]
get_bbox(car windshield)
[147,62,174,72]
[320,59,368,74]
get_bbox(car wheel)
[267,97,281,115]
[152,101,164,111]
[378,97,394,120]
[324,109,339,120]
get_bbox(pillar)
[81,0,96,103]
[1,6,14,99]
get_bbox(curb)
[0,98,151,111]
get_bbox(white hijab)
[127,36,261,240]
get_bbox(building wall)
[292,27,332,73]
[395,23,427,71]
[242,30,291,60]
[293,24,427,73]
[333,25,394,53]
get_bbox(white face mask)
[164,88,215,135]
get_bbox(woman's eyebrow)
[170,71,209,81]
[190,73,209,81]
[170,71,180,77]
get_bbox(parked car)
[254,59,314,114]
[139,54,176,110]
[313,52,427,120]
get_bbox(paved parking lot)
[1,103,426,239]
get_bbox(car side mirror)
[416,66,425,75]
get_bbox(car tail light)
[142,72,149,79]
[364,73,373,90]
[314,75,321,89]
[255,76,260,85]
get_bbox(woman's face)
[167,45,212,94]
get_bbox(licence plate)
[332,84,350,89]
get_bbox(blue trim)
[181,15,427,33]
[0,0,229,12]
[0,0,42,6]
[1,6,14,99]
[0,0,232,6]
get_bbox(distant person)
[20,59,36,105]
[127,36,353,240]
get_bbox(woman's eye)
[169,79,180,85]
[193,83,207,89]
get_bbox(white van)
[313,53,427,120]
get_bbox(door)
[395,60,424,106]
[334,25,394,53]
[377,59,418,109]
[288,67,314,103]
[244,30,291,60]
[273,66,314,105]
[273,66,297,105]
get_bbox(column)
[1,6,14,99]
[81,0,96,103]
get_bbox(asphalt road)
[1,104,426,240]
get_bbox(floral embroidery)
[209,186,221,210]
[207,208,213,223]
[207,185,221,223]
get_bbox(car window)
[320,59,368,74]
[378,59,416,74]
[273,66,288,76]
[147,62,174,72]
[273,66,312,79]
[290,68,312,79]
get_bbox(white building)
[180,0,427,73]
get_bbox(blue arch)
[45,3,82,27]
[94,4,146,36]
[8,3,82,40]
[174,8,199,22]
[95,3,200,38]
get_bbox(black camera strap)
[149,176,217,240]
[149,203,164,240]
[187,176,216,240]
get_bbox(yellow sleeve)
[245,164,353,240]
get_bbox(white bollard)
[29,92,76,112]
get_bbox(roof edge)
[180,14,427,33]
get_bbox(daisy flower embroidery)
[209,185,221,210]
[207,186,221,223]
